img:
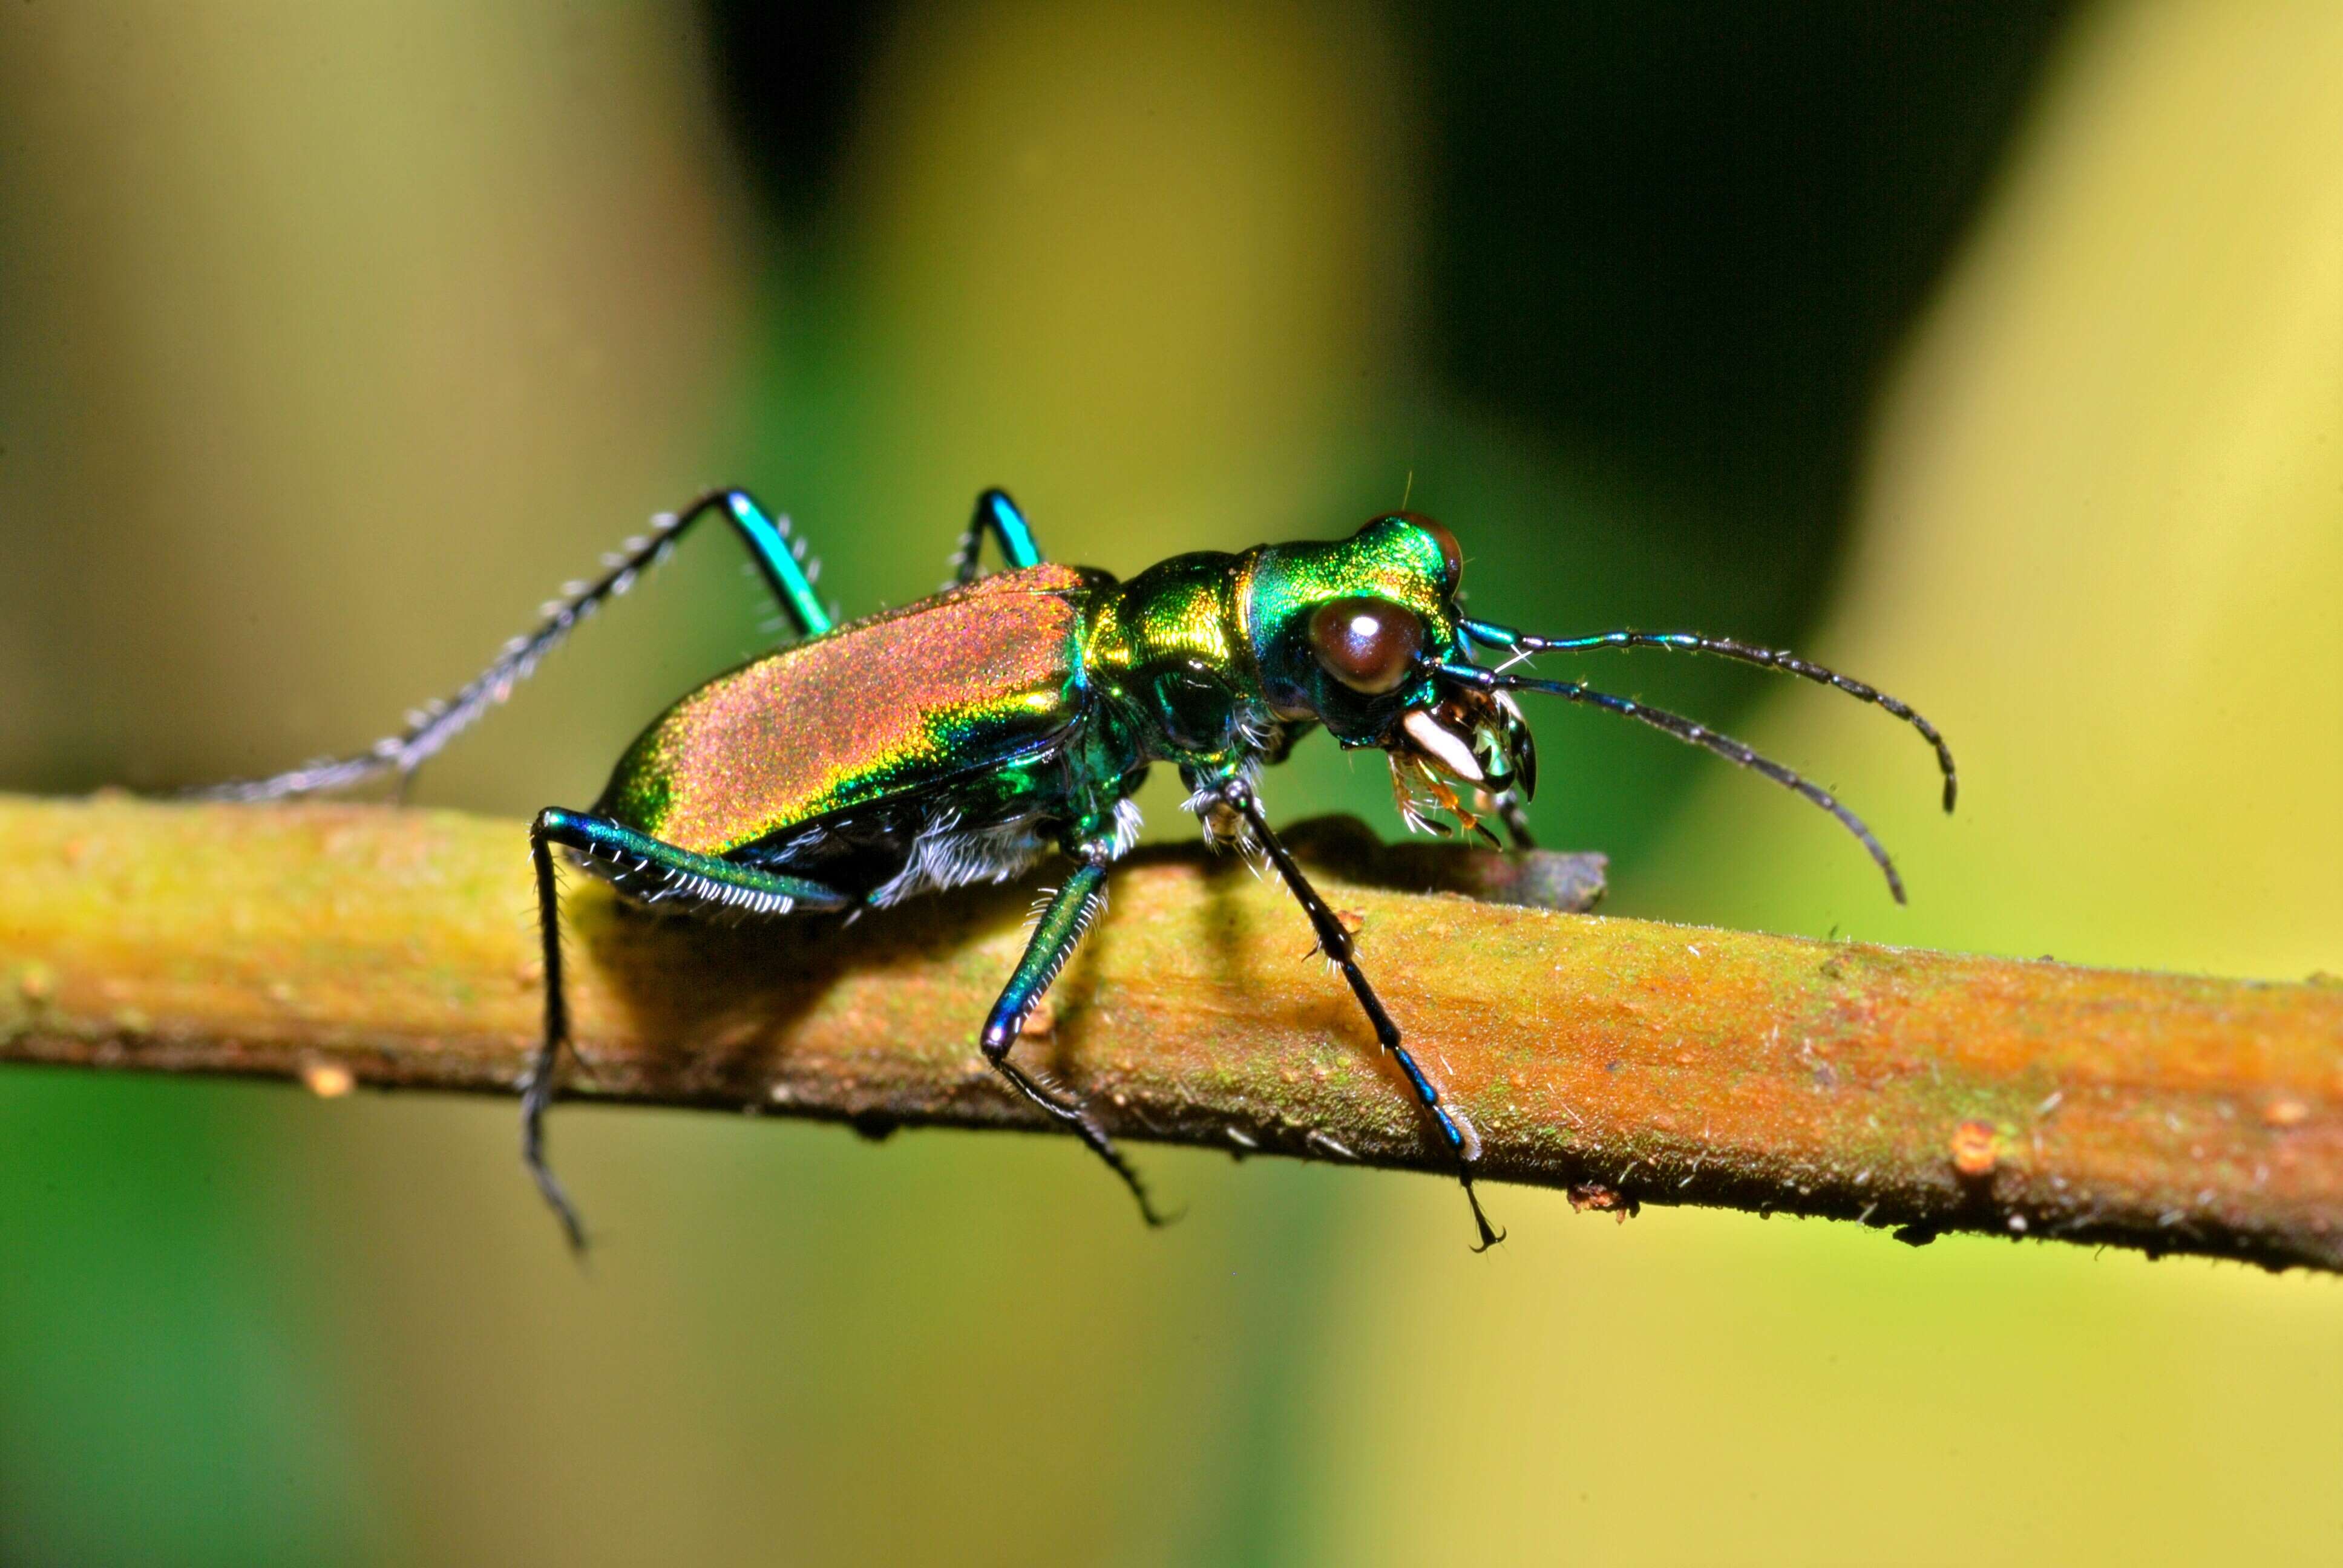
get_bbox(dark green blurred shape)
[0,1075,387,1566]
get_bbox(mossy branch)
[3,794,2339,1269]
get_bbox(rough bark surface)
[4,794,2338,1268]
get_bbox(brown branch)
[4,793,2339,1269]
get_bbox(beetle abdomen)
[595,564,1095,857]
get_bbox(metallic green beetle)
[212,488,1955,1249]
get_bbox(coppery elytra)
[204,488,1955,1249]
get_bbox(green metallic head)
[1245,513,1535,829]
[1236,505,1958,887]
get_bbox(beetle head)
[1248,508,1956,884]
[1247,514,1534,834]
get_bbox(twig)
[4,794,2339,1269]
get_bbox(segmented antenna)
[1440,662,1908,903]
[1460,619,1956,812]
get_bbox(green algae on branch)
[4,792,2341,1271]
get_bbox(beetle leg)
[523,806,851,1252]
[715,488,833,639]
[190,487,833,802]
[950,488,1047,584]
[1214,777,1506,1251]
[979,844,1172,1226]
[1487,788,1538,849]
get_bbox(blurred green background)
[2,3,2339,1564]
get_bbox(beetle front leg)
[980,846,1171,1226]
[1214,777,1505,1250]
[951,488,1047,583]
[1487,787,1538,848]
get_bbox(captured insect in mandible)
[203,489,1956,1250]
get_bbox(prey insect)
[206,488,1955,1250]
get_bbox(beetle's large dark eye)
[1397,511,1464,589]
[1308,596,1424,694]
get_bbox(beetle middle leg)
[1215,776,1505,1250]
[525,805,851,1251]
[979,844,1172,1226]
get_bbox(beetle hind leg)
[523,806,850,1252]
[192,487,834,803]
[980,847,1173,1227]
[950,488,1047,583]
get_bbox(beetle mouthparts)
[1400,707,1484,785]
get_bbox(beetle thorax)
[1089,550,1282,774]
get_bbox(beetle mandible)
[208,488,1955,1249]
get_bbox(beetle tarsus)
[982,851,1174,1227]
[985,1045,1173,1228]
[1463,1178,1506,1253]
[520,1061,589,1255]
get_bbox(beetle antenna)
[1458,619,1956,813]
[1440,662,1908,903]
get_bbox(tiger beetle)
[206,488,1955,1251]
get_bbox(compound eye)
[1308,596,1424,694]
[1397,511,1464,589]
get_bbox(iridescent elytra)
[208,488,1955,1249]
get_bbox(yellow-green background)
[2,4,2338,1564]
